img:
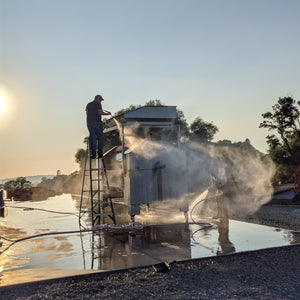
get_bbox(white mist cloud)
[113,119,275,218]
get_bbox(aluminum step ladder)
[79,142,116,226]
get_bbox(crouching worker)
[0,185,7,217]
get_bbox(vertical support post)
[97,157,101,224]
[89,146,94,225]
[121,124,125,187]
[79,146,88,215]
[177,124,181,148]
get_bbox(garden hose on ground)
[1,191,221,257]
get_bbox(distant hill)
[0,175,55,187]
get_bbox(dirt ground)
[1,201,300,299]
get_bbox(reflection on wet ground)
[0,194,299,286]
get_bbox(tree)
[259,96,300,183]
[145,99,164,106]
[259,96,300,165]
[4,180,20,191]
[190,117,219,142]
[15,177,32,189]
[4,177,32,191]
[176,108,189,138]
[75,148,87,171]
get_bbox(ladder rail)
[101,158,116,223]
[80,139,116,225]
[79,144,89,216]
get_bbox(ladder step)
[92,179,103,181]
[93,201,111,205]
[93,213,114,216]
[90,157,104,160]
[83,190,108,194]
[87,168,105,171]
[92,190,106,195]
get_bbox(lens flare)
[0,95,5,112]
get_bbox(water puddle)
[0,194,299,286]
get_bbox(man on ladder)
[83,94,116,225]
[85,95,111,159]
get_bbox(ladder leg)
[79,142,89,218]
[80,138,116,226]
[101,158,116,224]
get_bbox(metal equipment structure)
[79,142,116,226]
[103,105,188,219]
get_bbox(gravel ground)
[233,205,300,231]
[0,244,299,299]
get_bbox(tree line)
[81,96,300,184]
[4,96,298,198]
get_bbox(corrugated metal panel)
[124,106,177,120]
[126,121,175,127]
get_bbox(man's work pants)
[87,121,103,156]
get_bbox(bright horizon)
[1,0,300,178]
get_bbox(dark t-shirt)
[86,101,102,123]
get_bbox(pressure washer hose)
[189,190,223,224]
[5,205,78,216]
[0,191,221,257]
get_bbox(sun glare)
[0,95,5,112]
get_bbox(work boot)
[90,152,96,159]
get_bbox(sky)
[1,0,300,178]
